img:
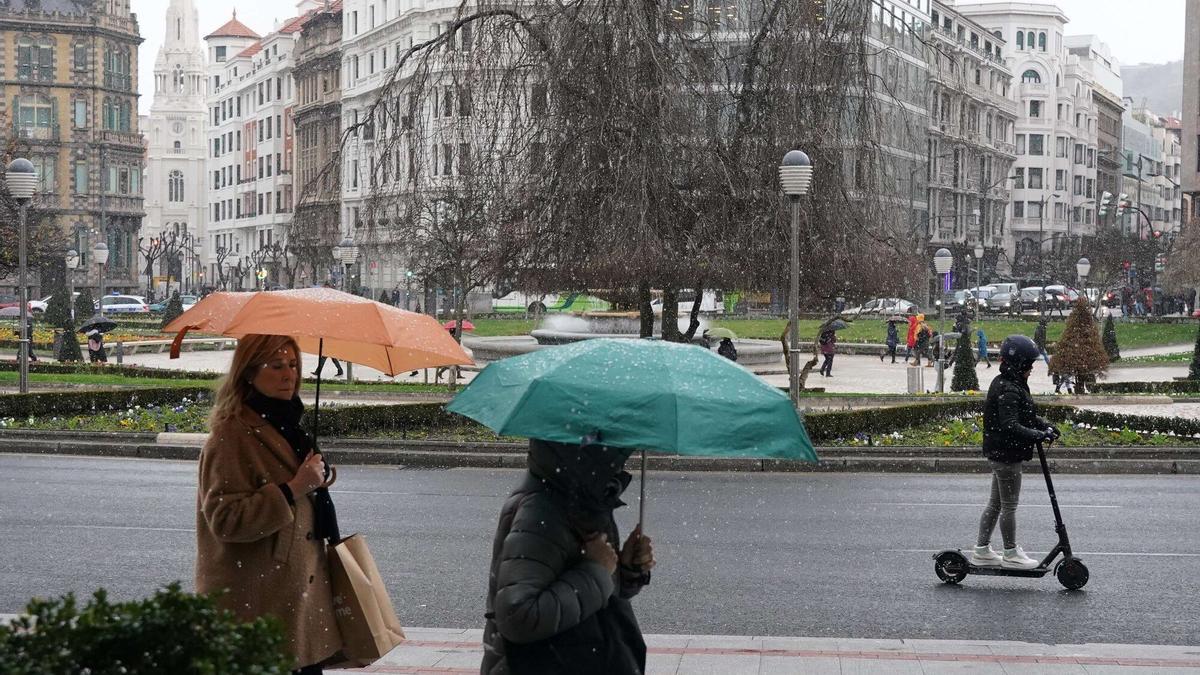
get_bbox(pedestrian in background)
[717,337,738,362]
[86,329,107,363]
[23,316,37,362]
[1033,318,1050,365]
[818,327,837,377]
[915,322,933,367]
[971,335,1060,571]
[976,328,991,368]
[482,437,655,674]
[881,321,899,363]
[905,312,921,363]
[195,334,342,674]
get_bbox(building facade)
[1120,106,1181,239]
[202,6,315,291]
[141,0,207,295]
[959,2,1101,281]
[1065,35,1123,234]
[0,0,144,294]
[291,1,343,288]
[927,1,1019,280]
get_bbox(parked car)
[97,294,150,313]
[148,294,198,312]
[0,294,37,317]
[843,298,916,316]
[988,283,1019,296]
[936,289,990,314]
[985,291,1017,314]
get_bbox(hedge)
[0,387,211,419]
[803,400,983,441]
[304,402,462,437]
[1089,380,1200,394]
[0,360,221,381]
[1041,403,1200,437]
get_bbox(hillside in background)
[1122,60,1183,115]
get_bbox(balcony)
[15,125,60,142]
[99,130,144,149]
[1020,82,1048,97]
[931,120,959,136]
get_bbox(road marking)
[888,548,1200,558]
[61,525,193,533]
[868,502,1121,509]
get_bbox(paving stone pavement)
[328,628,1200,674]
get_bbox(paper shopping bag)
[328,533,406,666]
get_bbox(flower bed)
[0,387,210,420]
[1089,380,1200,395]
[832,411,1200,447]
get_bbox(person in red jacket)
[905,312,922,364]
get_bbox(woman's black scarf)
[246,392,340,543]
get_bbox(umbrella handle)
[637,448,651,586]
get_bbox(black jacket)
[482,440,647,675]
[982,369,1050,463]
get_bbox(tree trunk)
[450,284,468,389]
[638,280,653,338]
[780,324,819,390]
[681,283,704,341]
[661,286,681,342]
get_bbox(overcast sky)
[133,0,1187,114]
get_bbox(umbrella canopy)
[703,327,737,340]
[447,338,816,461]
[443,319,476,332]
[78,315,117,334]
[162,288,472,375]
[827,319,849,331]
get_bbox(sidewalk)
[332,628,1200,673]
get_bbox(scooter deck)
[957,551,1052,578]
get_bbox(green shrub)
[1048,299,1108,393]
[0,582,291,674]
[55,326,83,363]
[44,286,71,329]
[803,400,983,441]
[1102,315,1120,361]
[73,289,96,325]
[950,334,978,392]
[1190,322,1200,380]
[0,360,221,380]
[0,387,211,419]
[160,291,184,329]
[1041,403,1200,438]
[1089,380,1200,394]
[303,402,461,437]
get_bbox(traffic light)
[1099,191,1112,216]
[1116,193,1130,217]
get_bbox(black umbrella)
[78,314,117,334]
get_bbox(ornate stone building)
[0,0,145,293]
[927,0,1019,280]
[142,0,207,294]
[290,1,343,287]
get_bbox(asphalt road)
[2,454,1197,645]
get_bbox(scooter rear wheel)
[934,551,969,584]
[1055,558,1089,590]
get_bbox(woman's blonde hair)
[209,334,303,426]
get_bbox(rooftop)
[205,11,260,40]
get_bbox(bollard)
[346,362,353,382]
[115,341,123,365]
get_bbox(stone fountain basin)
[463,334,783,368]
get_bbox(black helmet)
[999,334,1039,370]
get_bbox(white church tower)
[141,0,207,295]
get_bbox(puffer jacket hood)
[527,437,633,529]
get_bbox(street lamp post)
[65,249,79,311]
[1076,257,1091,299]
[779,150,814,407]
[92,241,109,316]
[934,248,953,393]
[973,243,984,321]
[337,235,358,293]
[6,158,37,394]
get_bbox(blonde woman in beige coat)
[195,334,342,674]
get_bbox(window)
[74,162,88,194]
[1014,201,1025,217]
[1029,134,1043,155]
[1016,134,1026,154]
[1074,143,1084,164]
[1028,201,1042,219]
[1028,168,1043,189]
[1086,178,1094,199]
[1055,169,1066,191]
[73,99,87,128]
[458,87,472,117]
[1013,168,1025,189]
[352,159,359,188]
[1056,136,1067,158]
[1029,100,1041,118]
[103,44,132,91]
[16,95,54,132]
[73,42,87,70]
[1021,69,1040,83]
[459,143,471,175]
[1038,32,1046,51]
[215,45,227,62]
[17,38,55,82]
[1073,175,1082,195]
[442,143,453,175]
[442,88,453,118]
[1016,31,1023,50]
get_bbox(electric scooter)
[933,441,1089,590]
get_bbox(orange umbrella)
[162,288,473,375]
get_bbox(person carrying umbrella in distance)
[450,338,817,674]
[704,326,738,362]
[79,314,117,363]
[881,318,900,364]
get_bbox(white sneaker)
[971,545,1003,566]
[1002,546,1040,570]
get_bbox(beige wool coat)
[195,404,342,668]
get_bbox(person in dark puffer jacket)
[972,335,1060,571]
[482,437,656,675]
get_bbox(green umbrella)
[448,338,817,527]
[703,326,737,340]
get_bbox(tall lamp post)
[779,150,814,407]
[6,158,37,394]
[92,242,109,316]
[973,243,984,321]
[1076,257,1091,302]
[934,248,953,393]
[65,249,79,307]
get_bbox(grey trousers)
[977,459,1023,550]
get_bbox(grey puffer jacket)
[481,439,648,675]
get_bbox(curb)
[2,435,1197,474]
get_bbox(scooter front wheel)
[1055,558,1089,590]
[934,551,969,584]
